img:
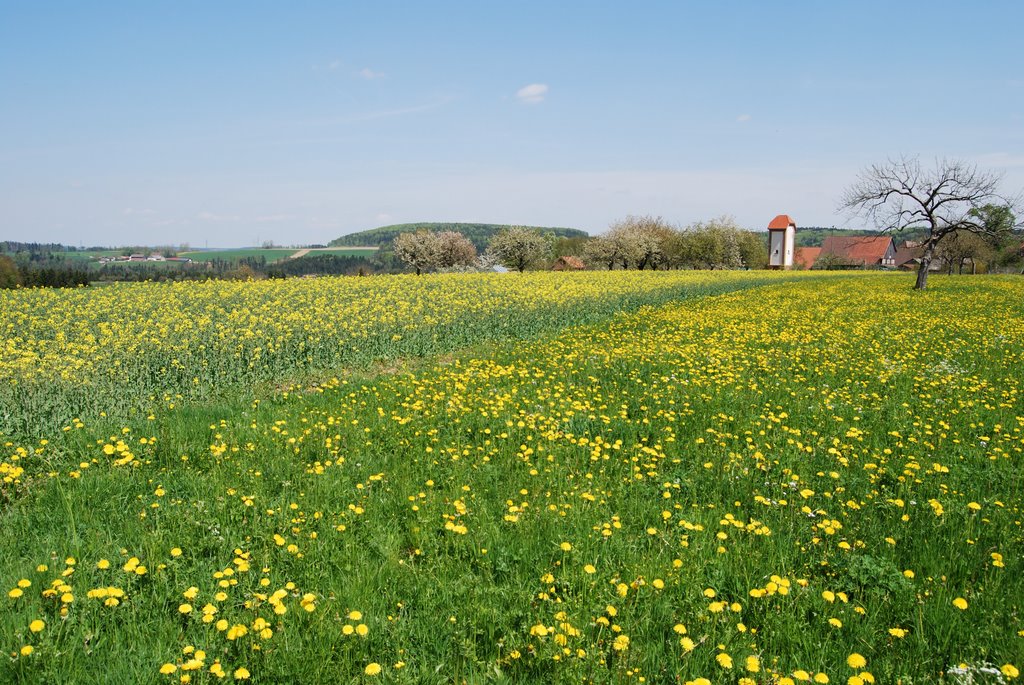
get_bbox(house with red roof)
[552,255,585,271]
[820,236,896,268]
[793,247,821,269]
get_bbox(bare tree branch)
[838,155,1022,289]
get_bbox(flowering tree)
[486,227,551,272]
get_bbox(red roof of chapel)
[767,214,796,230]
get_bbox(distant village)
[96,253,193,264]
[765,214,1020,274]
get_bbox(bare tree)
[839,156,1021,289]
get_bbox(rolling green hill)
[329,222,590,251]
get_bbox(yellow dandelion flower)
[847,653,867,669]
[364,662,382,676]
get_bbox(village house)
[793,246,821,269]
[819,236,896,269]
[552,255,585,271]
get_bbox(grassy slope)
[306,247,379,257]
[177,249,300,263]
[2,274,1022,683]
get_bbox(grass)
[177,249,300,263]
[305,247,379,257]
[1,273,1022,684]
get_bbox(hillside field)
[1,272,1022,684]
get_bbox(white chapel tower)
[767,214,796,269]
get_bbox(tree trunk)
[915,241,937,290]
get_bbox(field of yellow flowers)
[2,272,1023,684]
[0,271,787,440]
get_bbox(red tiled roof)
[794,247,821,268]
[552,255,585,270]
[767,214,796,230]
[893,245,924,266]
[821,236,894,264]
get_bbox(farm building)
[552,256,585,271]
[820,236,896,268]
[794,247,821,269]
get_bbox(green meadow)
[1,273,1022,684]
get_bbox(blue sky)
[2,1,1022,247]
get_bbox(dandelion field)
[2,272,1023,684]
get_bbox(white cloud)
[356,67,385,80]
[736,114,752,123]
[254,214,295,223]
[122,207,156,216]
[375,212,393,223]
[515,83,548,105]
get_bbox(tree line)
[390,216,769,274]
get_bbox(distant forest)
[329,223,589,251]
[796,226,929,247]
